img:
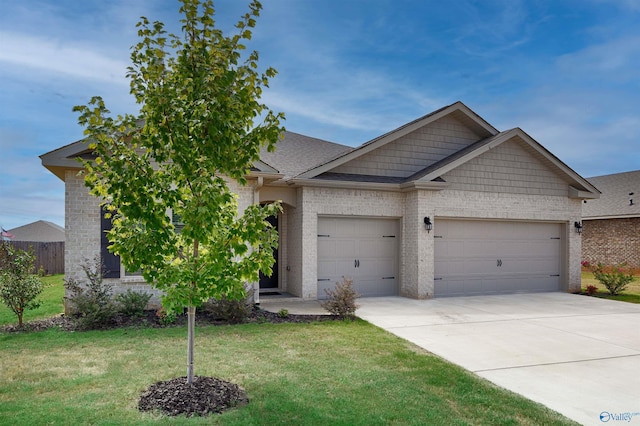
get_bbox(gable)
[440,135,571,196]
[329,114,485,178]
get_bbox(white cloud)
[0,31,130,85]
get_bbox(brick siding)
[582,217,640,268]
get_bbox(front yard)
[3,270,637,424]
[0,275,580,424]
[1,320,577,425]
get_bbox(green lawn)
[0,320,576,425]
[6,271,628,424]
[581,270,640,303]
[0,274,65,326]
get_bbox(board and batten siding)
[331,115,483,178]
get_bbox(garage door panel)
[318,217,398,298]
[435,220,563,297]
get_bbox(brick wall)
[582,217,640,268]
[292,186,582,299]
[64,171,258,309]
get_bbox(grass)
[0,274,65,326]
[581,270,640,303]
[0,320,577,425]
[4,270,630,424]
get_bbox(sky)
[1,0,639,230]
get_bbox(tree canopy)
[73,0,284,383]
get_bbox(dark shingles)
[584,170,640,218]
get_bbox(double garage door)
[434,219,563,297]
[317,217,398,298]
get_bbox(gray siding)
[331,115,482,178]
[441,137,569,196]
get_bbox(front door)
[259,215,279,289]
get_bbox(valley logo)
[600,411,640,423]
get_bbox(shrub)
[156,307,176,325]
[585,285,598,296]
[0,242,45,327]
[64,256,117,330]
[277,308,289,318]
[203,287,254,324]
[116,289,152,318]
[321,277,360,319]
[589,262,635,296]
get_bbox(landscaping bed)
[0,305,334,333]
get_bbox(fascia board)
[287,178,448,192]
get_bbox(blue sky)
[1,0,639,229]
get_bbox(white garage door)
[434,220,563,297]
[317,217,398,298]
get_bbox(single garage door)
[434,219,563,297]
[317,217,398,298]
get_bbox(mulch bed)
[0,306,335,333]
[1,305,338,417]
[138,376,249,417]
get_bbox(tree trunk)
[186,305,196,384]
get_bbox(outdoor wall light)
[574,221,583,234]
[424,216,433,233]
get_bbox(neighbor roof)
[8,220,65,242]
[583,170,640,219]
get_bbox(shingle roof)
[583,170,640,219]
[259,131,352,178]
[8,220,65,242]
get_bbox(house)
[582,170,640,268]
[41,101,599,301]
[7,220,65,242]
[5,220,65,275]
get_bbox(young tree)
[74,0,284,384]
[0,242,45,327]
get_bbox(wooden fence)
[6,241,65,275]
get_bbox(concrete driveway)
[355,293,640,425]
[261,292,640,424]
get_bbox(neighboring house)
[582,170,640,268]
[6,220,65,275]
[41,101,599,301]
[8,220,65,242]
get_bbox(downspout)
[253,176,264,305]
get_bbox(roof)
[8,220,65,242]
[583,170,640,219]
[291,102,599,197]
[259,131,352,179]
[296,101,498,179]
[40,102,599,199]
[41,131,351,182]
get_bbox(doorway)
[259,214,279,289]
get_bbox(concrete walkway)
[261,293,640,425]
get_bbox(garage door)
[317,217,398,298]
[434,220,563,297]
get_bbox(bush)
[321,277,360,319]
[202,288,254,324]
[115,289,152,318]
[0,242,45,327]
[156,307,176,325]
[277,308,289,318]
[586,262,635,296]
[585,285,598,296]
[64,256,118,330]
